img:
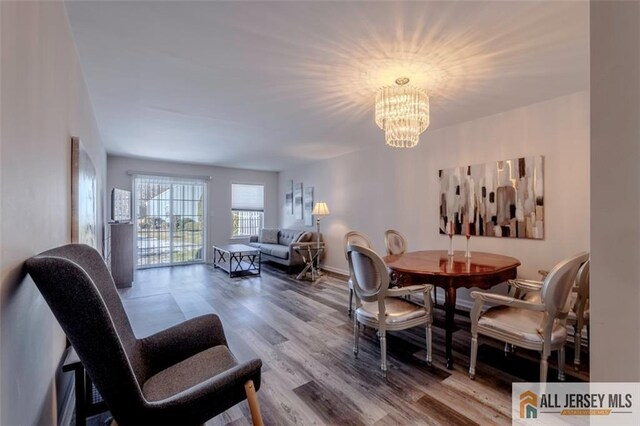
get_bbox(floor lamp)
[311,202,330,271]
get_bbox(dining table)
[383,250,521,369]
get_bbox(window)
[232,183,264,237]
[134,175,206,267]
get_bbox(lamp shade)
[312,202,330,216]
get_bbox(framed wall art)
[71,136,98,248]
[303,186,314,226]
[439,156,544,239]
[285,179,293,214]
[294,182,303,220]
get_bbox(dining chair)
[469,251,589,382]
[344,231,373,317]
[384,229,407,255]
[347,244,433,376]
[518,259,591,367]
[25,244,264,426]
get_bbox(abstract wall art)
[71,137,98,248]
[303,186,314,226]
[294,182,303,220]
[439,156,544,239]
[285,180,293,214]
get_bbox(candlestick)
[465,234,471,258]
[448,234,454,256]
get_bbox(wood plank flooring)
[89,263,588,425]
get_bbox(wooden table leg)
[445,285,457,370]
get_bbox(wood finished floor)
[93,263,589,425]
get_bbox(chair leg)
[469,335,478,379]
[380,331,387,377]
[244,380,264,426]
[558,347,566,381]
[348,289,353,317]
[353,318,359,357]
[425,324,433,366]
[540,354,549,383]
[574,321,583,367]
[504,343,512,356]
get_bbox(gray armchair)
[469,252,589,382]
[347,244,433,376]
[25,244,264,426]
[518,259,590,366]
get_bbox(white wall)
[590,1,640,382]
[280,91,589,306]
[107,155,279,261]
[0,2,107,424]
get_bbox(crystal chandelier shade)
[375,78,430,148]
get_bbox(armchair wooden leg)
[425,324,433,366]
[558,347,566,381]
[380,331,387,377]
[469,335,478,379]
[353,318,359,356]
[540,355,549,383]
[574,321,583,367]
[348,289,353,317]
[244,380,264,426]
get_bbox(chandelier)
[375,77,430,148]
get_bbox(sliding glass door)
[133,175,206,267]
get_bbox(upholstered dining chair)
[25,244,264,426]
[347,244,433,376]
[344,231,373,317]
[469,252,589,382]
[519,259,591,366]
[384,229,407,256]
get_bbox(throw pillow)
[259,228,279,244]
[297,231,313,243]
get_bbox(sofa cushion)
[143,345,237,402]
[259,228,279,244]
[278,229,303,246]
[268,245,290,260]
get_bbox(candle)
[465,221,470,238]
[449,220,454,236]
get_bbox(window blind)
[232,184,264,211]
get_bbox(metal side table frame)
[292,242,325,282]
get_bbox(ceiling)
[66,1,589,171]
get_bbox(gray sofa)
[249,228,322,272]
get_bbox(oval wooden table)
[383,250,521,370]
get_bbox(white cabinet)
[109,223,134,288]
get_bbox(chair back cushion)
[25,244,146,413]
[259,228,279,244]
[384,229,407,255]
[297,231,313,243]
[576,259,590,299]
[541,252,590,316]
[344,231,373,260]
[347,244,389,302]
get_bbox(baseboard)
[319,264,349,277]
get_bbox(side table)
[292,242,325,282]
